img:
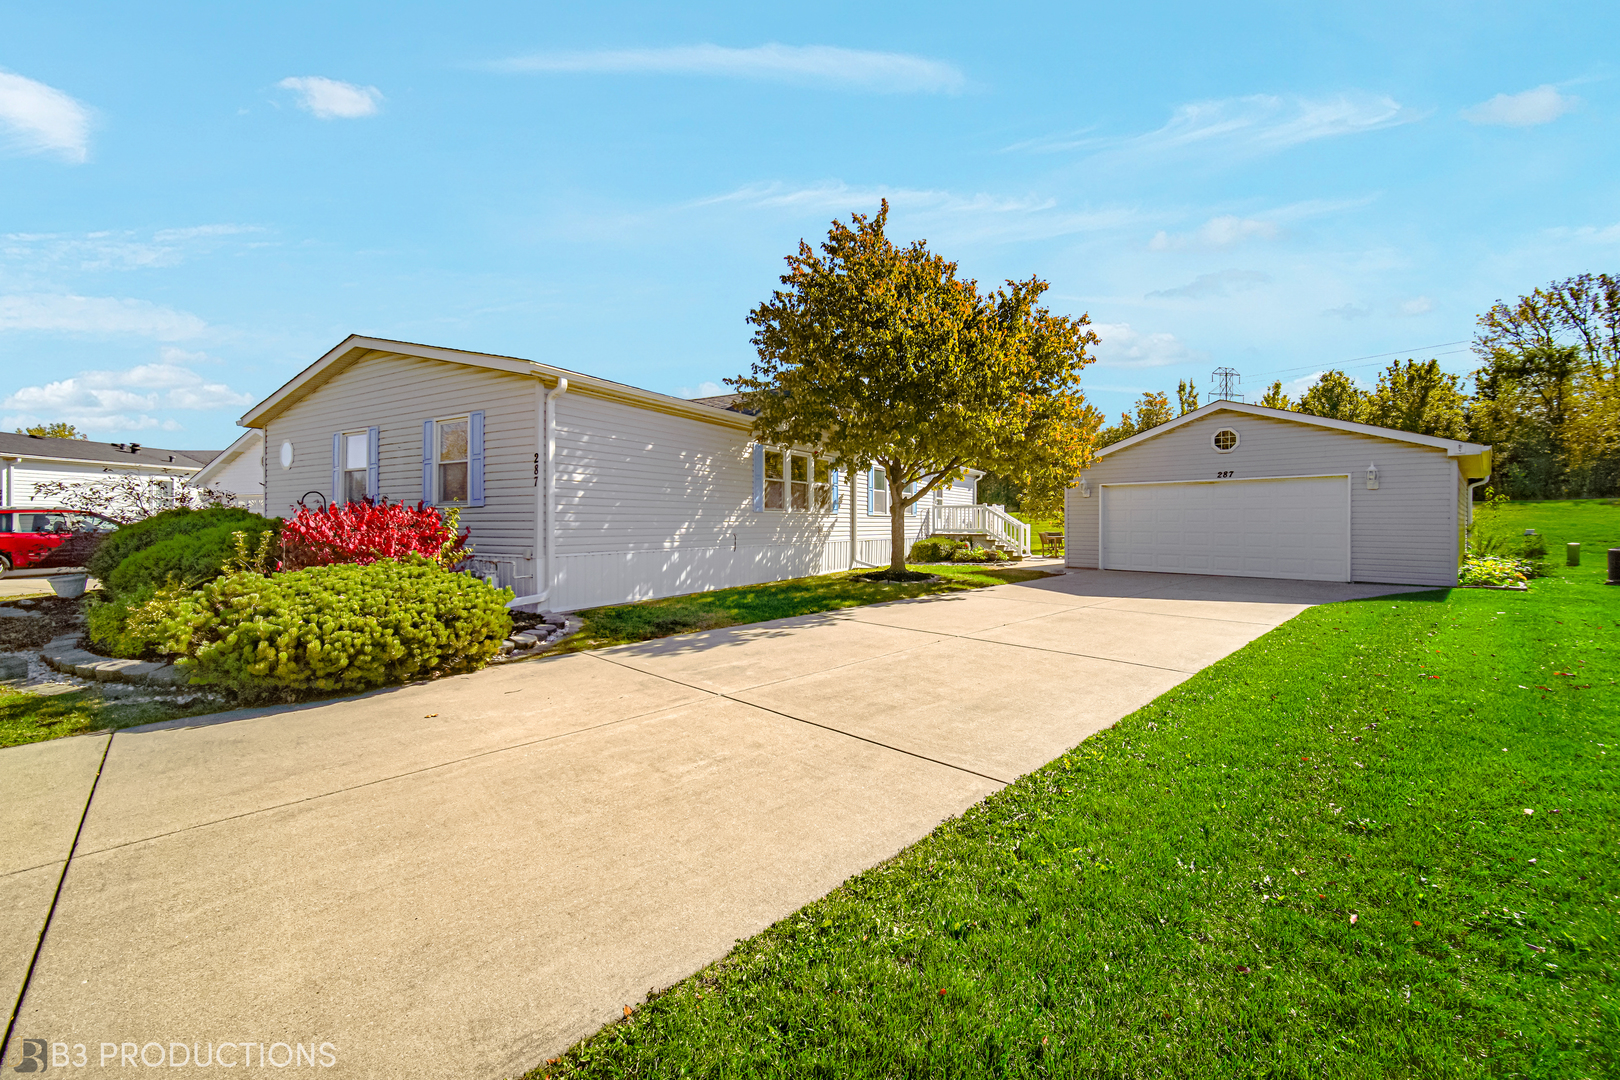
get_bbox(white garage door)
[1101,475,1350,582]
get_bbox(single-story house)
[192,428,266,513]
[1064,400,1493,587]
[237,335,1017,611]
[0,432,217,508]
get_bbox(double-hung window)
[436,417,470,504]
[760,448,834,512]
[789,454,810,510]
[763,449,786,509]
[342,431,370,504]
[870,467,889,514]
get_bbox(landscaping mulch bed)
[0,594,85,650]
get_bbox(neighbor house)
[0,432,217,508]
[1065,400,1492,587]
[237,335,1019,611]
[192,428,266,513]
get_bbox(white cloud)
[1151,216,1278,250]
[694,180,1135,243]
[1397,296,1434,316]
[1089,322,1202,368]
[1146,269,1271,300]
[676,381,725,399]
[1147,197,1379,251]
[0,225,263,271]
[1053,93,1417,166]
[0,69,91,163]
[278,76,383,119]
[1322,302,1371,320]
[0,293,206,339]
[2,357,253,435]
[1461,85,1576,127]
[492,44,965,94]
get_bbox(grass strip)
[553,564,1051,653]
[529,501,1618,1079]
[0,687,216,749]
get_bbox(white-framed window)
[1212,428,1240,453]
[763,448,785,509]
[342,431,370,503]
[870,467,889,515]
[436,417,470,504]
[790,452,810,510]
[762,449,834,512]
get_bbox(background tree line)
[1079,272,1619,501]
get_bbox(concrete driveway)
[1,569,1422,1076]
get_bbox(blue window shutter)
[366,426,379,501]
[331,433,341,504]
[469,410,486,507]
[421,420,434,505]
[751,444,764,511]
[830,468,841,511]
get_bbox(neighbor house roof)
[1095,400,1493,477]
[239,335,757,432]
[0,431,215,470]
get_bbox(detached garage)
[1065,401,1493,587]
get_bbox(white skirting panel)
[554,541,850,611]
[855,538,893,567]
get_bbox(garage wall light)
[1077,478,1091,498]
[1366,463,1379,490]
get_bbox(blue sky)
[1,1,1615,448]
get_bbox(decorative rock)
[91,659,164,684]
[0,655,29,682]
[512,631,541,646]
[147,665,191,686]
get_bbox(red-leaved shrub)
[279,499,469,571]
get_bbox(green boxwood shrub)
[141,555,513,700]
[89,507,277,590]
[908,537,965,563]
[86,583,167,659]
[105,517,280,596]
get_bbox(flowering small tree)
[30,475,241,523]
[278,499,470,571]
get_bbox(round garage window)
[1212,428,1239,452]
[280,440,295,469]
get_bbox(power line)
[1245,340,1472,381]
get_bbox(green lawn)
[0,687,217,749]
[530,499,1618,1079]
[554,564,1053,653]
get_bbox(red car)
[0,508,121,576]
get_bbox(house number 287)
[1216,470,1234,479]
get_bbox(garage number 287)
[1216,470,1235,479]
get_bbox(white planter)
[48,574,89,599]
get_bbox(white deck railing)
[922,504,1032,556]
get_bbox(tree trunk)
[889,479,908,573]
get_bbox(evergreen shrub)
[87,507,275,588]
[907,537,964,563]
[144,555,512,700]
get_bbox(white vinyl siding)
[1066,412,1462,587]
[263,350,540,594]
[0,458,197,509]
